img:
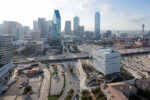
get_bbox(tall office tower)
[38,18,47,38]
[46,20,53,39]
[78,26,84,36]
[0,34,13,78]
[3,21,22,40]
[23,26,30,35]
[64,21,71,35]
[33,21,38,31]
[95,12,100,38]
[52,10,61,39]
[73,16,80,34]
[142,24,145,35]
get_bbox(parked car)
[18,85,23,89]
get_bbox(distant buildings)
[31,31,40,41]
[142,24,145,35]
[0,34,13,78]
[78,26,84,36]
[64,21,71,35]
[38,18,47,38]
[101,82,137,100]
[1,21,24,40]
[92,48,120,75]
[23,26,30,35]
[103,30,112,38]
[52,10,61,39]
[95,12,100,38]
[73,16,80,34]
[33,21,38,31]
[26,41,44,54]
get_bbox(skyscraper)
[64,21,71,35]
[52,10,61,39]
[95,12,100,37]
[0,34,13,78]
[142,24,145,35]
[33,21,38,31]
[38,18,47,38]
[46,20,53,39]
[73,16,80,34]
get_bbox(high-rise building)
[46,20,53,39]
[95,12,100,37]
[142,24,145,35]
[3,21,22,40]
[92,48,120,75]
[33,21,38,31]
[73,16,80,34]
[23,26,30,35]
[38,18,47,38]
[0,34,13,78]
[52,10,61,39]
[64,21,71,35]
[31,31,40,41]
[78,26,84,36]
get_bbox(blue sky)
[0,0,150,31]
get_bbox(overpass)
[120,47,150,56]
[38,53,90,63]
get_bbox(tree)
[81,89,90,95]
[65,94,72,100]
[24,86,32,94]
[91,86,100,94]
[70,88,74,94]
[69,66,73,73]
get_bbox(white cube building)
[92,48,120,75]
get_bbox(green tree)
[24,86,32,94]
[70,88,74,94]
[65,94,72,100]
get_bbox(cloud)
[0,0,150,30]
[128,15,150,24]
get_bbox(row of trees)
[65,88,74,100]
[81,89,92,100]
[91,86,107,100]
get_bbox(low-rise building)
[135,78,150,91]
[26,41,44,54]
[92,48,120,75]
[101,82,137,100]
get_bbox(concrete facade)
[92,48,120,75]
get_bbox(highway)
[59,63,77,100]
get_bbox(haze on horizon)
[0,0,150,31]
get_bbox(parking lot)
[4,76,28,96]
[122,55,150,79]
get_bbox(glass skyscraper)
[73,16,79,34]
[95,12,100,37]
[52,10,61,39]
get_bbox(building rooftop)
[54,10,61,19]
[136,78,150,90]
[101,82,137,100]
[94,48,117,54]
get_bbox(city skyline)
[0,0,150,31]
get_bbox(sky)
[0,0,150,31]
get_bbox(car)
[18,85,23,89]
[0,87,9,93]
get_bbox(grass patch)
[48,96,59,100]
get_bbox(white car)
[18,85,23,89]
